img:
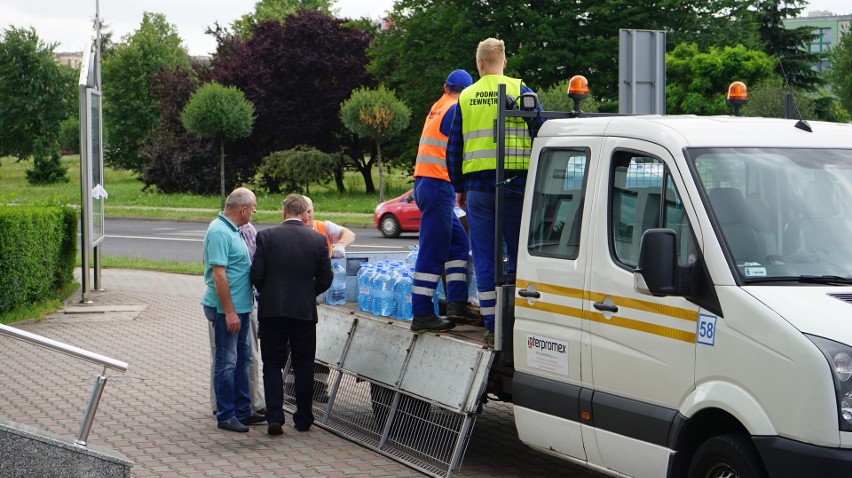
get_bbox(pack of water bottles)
[329,246,475,321]
[345,246,425,321]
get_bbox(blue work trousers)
[412,177,470,317]
[465,190,523,332]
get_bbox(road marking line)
[105,234,202,242]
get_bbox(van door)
[513,140,600,462]
[586,140,701,477]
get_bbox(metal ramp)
[284,305,494,477]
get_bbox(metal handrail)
[0,324,128,371]
[0,323,128,446]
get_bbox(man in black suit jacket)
[251,194,333,435]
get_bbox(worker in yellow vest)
[410,69,473,333]
[446,38,544,346]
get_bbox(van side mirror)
[634,228,685,297]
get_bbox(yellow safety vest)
[458,75,531,174]
[413,93,456,181]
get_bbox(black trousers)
[258,317,316,429]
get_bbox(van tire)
[687,433,767,478]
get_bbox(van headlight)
[807,335,852,430]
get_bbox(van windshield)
[687,148,852,283]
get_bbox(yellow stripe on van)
[516,279,585,300]
[585,311,697,343]
[517,300,584,320]
[516,278,699,343]
[586,292,697,323]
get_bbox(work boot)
[411,315,456,333]
[483,330,495,347]
[446,302,483,326]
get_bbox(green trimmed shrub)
[0,205,77,314]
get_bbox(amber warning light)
[727,81,748,116]
[567,75,589,99]
[567,75,589,115]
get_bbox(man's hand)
[225,311,241,333]
[331,243,346,259]
[456,192,466,211]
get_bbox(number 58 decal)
[697,313,717,346]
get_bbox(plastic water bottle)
[405,246,419,270]
[369,264,385,314]
[433,279,445,316]
[393,269,413,321]
[468,266,479,306]
[326,260,347,306]
[374,266,394,317]
[357,263,373,312]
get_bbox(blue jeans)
[466,191,523,332]
[204,305,252,422]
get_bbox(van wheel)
[380,214,401,238]
[688,434,767,478]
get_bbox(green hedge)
[0,205,77,314]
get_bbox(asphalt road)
[95,218,420,263]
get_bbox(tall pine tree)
[753,0,821,90]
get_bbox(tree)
[340,86,410,202]
[182,82,255,209]
[752,0,821,90]
[368,0,585,163]
[257,146,338,194]
[666,43,774,115]
[102,12,190,171]
[744,78,816,118]
[58,117,81,155]
[139,64,219,194]
[829,28,852,115]
[210,10,372,192]
[574,0,768,103]
[537,79,599,114]
[231,0,337,37]
[0,27,75,184]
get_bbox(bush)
[26,150,69,185]
[58,116,80,155]
[257,146,339,194]
[0,205,77,314]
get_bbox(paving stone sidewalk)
[0,269,602,477]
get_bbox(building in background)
[784,11,851,71]
[54,51,83,69]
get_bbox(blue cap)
[446,69,473,92]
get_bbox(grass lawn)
[0,281,78,325]
[0,155,414,226]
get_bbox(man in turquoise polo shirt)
[201,187,265,432]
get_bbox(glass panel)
[527,148,588,259]
[89,90,104,246]
[689,148,852,281]
[610,153,665,268]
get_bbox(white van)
[512,115,852,477]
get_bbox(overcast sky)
[2,0,850,57]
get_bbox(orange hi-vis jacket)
[413,93,457,181]
[312,221,333,255]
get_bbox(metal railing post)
[0,324,128,448]
[75,367,108,447]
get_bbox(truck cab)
[512,114,852,477]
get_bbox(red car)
[374,189,420,238]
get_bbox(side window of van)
[610,151,695,269]
[527,148,589,259]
